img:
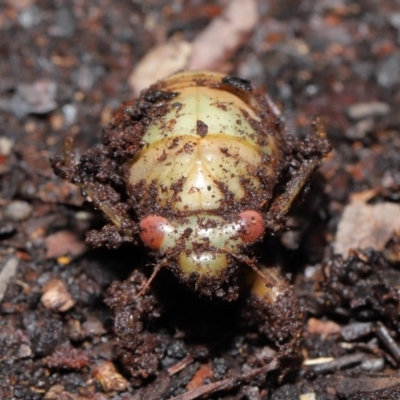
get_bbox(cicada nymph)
[52,71,330,371]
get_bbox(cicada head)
[139,211,265,283]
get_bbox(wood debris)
[334,192,400,257]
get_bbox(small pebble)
[388,13,400,30]
[377,53,400,88]
[361,357,385,372]
[41,278,75,312]
[17,344,33,359]
[82,316,106,337]
[53,7,76,37]
[67,319,83,341]
[62,104,77,125]
[93,361,128,392]
[0,222,16,238]
[18,5,42,28]
[241,386,259,400]
[4,200,33,221]
[345,118,374,140]
[300,394,316,400]
[0,136,13,156]
[10,79,58,119]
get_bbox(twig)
[168,358,279,400]
[167,355,194,376]
[303,353,365,375]
[376,322,400,364]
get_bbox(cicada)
[52,71,330,374]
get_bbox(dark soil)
[1,1,400,399]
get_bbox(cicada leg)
[244,264,303,373]
[265,118,331,232]
[51,136,138,247]
[105,269,164,385]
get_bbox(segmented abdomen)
[129,71,281,214]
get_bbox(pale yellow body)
[130,71,278,213]
[130,71,280,278]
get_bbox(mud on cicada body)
[52,71,330,373]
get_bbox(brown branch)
[168,358,279,400]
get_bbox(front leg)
[105,270,164,385]
[243,265,303,372]
[266,118,331,232]
[51,136,138,248]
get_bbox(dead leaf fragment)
[44,384,89,400]
[186,363,214,391]
[336,373,400,396]
[307,318,342,336]
[188,0,258,71]
[45,230,87,259]
[333,195,400,257]
[0,257,18,302]
[129,0,258,96]
[129,37,192,96]
[93,361,128,392]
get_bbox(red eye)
[238,210,265,244]
[139,215,171,250]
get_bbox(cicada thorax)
[127,71,284,284]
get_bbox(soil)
[1,1,400,399]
